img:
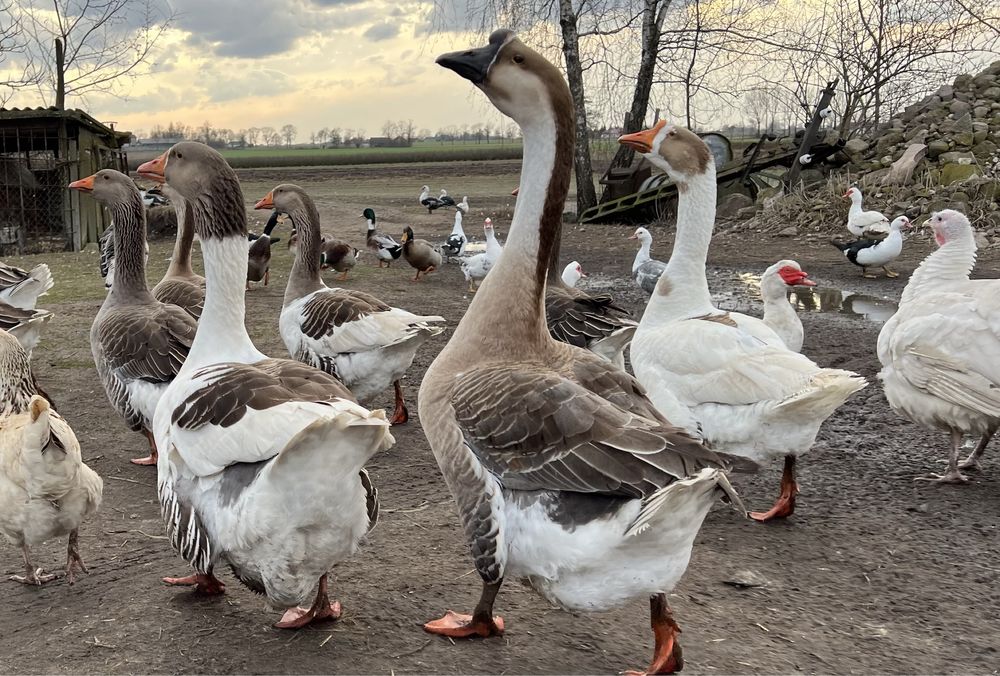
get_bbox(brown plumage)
[320,239,359,281]
[401,226,442,281]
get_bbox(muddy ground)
[1,160,998,675]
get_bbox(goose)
[460,218,501,292]
[364,208,403,266]
[830,216,911,278]
[759,260,815,353]
[401,226,442,281]
[246,211,281,289]
[69,170,197,466]
[258,183,444,425]
[456,195,470,214]
[419,185,444,212]
[877,209,1000,483]
[561,261,585,286]
[0,335,102,585]
[149,183,205,319]
[438,189,457,208]
[423,30,743,674]
[0,261,52,310]
[619,120,867,521]
[630,227,667,294]
[441,210,467,260]
[844,187,890,238]
[97,223,151,292]
[137,142,393,627]
[319,239,360,281]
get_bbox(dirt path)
[1,162,997,674]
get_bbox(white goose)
[423,30,743,674]
[258,183,444,425]
[456,195,470,214]
[460,218,502,292]
[620,121,867,521]
[138,143,393,628]
[759,260,815,353]
[844,187,890,238]
[878,210,1000,483]
[630,227,667,294]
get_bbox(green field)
[127,140,524,170]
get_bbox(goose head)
[629,226,653,246]
[763,260,815,294]
[254,183,308,215]
[437,29,572,130]
[618,121,713,186]
[561,261,586,287]
[69,169,139,206]
[889,215,912,233]
[928,209,972,247]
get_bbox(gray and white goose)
[0,261,52,310]
[69,170,196,466]
[138,143,392,628]
[257,183,444,425]
[148,179,205,319]
[421,30,742,674]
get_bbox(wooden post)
[784,79,839,190]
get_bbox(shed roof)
[0,107,131,146]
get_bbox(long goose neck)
[108,193,152,302]
[455,106,572,351]
[902,234,976,304]
[285,201,325,303]
[645,169,716,321]
[185,173,260,367]
[165,198,196,279]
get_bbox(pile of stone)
[740,60,1000,237]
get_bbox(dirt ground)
[1,159,998,675]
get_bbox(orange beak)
[511,187,519,196]
[68,174,96,192]
[254,191,274,210]
[618,120,666,153]
[137,152,168,181]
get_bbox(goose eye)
[513,54,525,64]
[175,151,183,159]
[103,174,110,180]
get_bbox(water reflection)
[787,287,899,322]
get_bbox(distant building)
[0,107,130,253]
[368,136,412,148]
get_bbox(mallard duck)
[320,239,360,281]
[148,183,205,319]
[138,142,393,628]
[259,184,444,425]
[247,211,281,289]
[422,30,743,675]
[619,121,867,521]
[69,170,197,466]
[364,208,403,266]
[401,226,442,281]
[0,261,52,310]
[0,330,102,585]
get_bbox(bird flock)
[0,28,995,674]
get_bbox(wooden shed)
[0,107,131,253]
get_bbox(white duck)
[0,262,52,310]
[878,209,1000,483]
[442,209,467,260]
[259,183,445,425]
[460,218,502,292]
[456,195,470,214]
[830,216,911,278]
[138,142,393,628]
[424,30,743,674]
[630,227,667,294]
[438,189,457,208]
[759,260,815,353]
[620,120,867,521]
[419,185,444,212]
[844,187,890,238]
[561,261,585,287]
[0,330,102,586]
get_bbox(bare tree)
[281,124,297,147]
[0,1,40,105]
[403,119,417,144]
[328,127,341,146]
[246,127,261,146]
[20,0,173,109]
[260,126,276,147]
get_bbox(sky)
[3,0,514,141]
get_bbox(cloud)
[363,21,401,42]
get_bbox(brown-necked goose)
[0,261,52,310]
[421,30,742,673]
[401,225,442,281]
[147,181,205,319]
[257,183,443,425]
[137,143,392,628]
[69,170,197,466]
[246,211,281,288]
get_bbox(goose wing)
[98,304,195,382]
[546,286,635,349]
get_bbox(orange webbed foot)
[424,610,504,638]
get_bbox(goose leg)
[626,594,684,675]
[65,529,88,585]
[882,266,899,278]
[162,571,227,595]
[413,270,422,282]
[861,267,877,279]
[917,429,970,483]
[130,429,158,466]
[10,544,56,585]
[750,455,798,521]
[275,574,342,629]
[960,427,995,471]
[264,269,269,286]
[424,580,505,638]
[337,271,349,281]
[389,380,409,425]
